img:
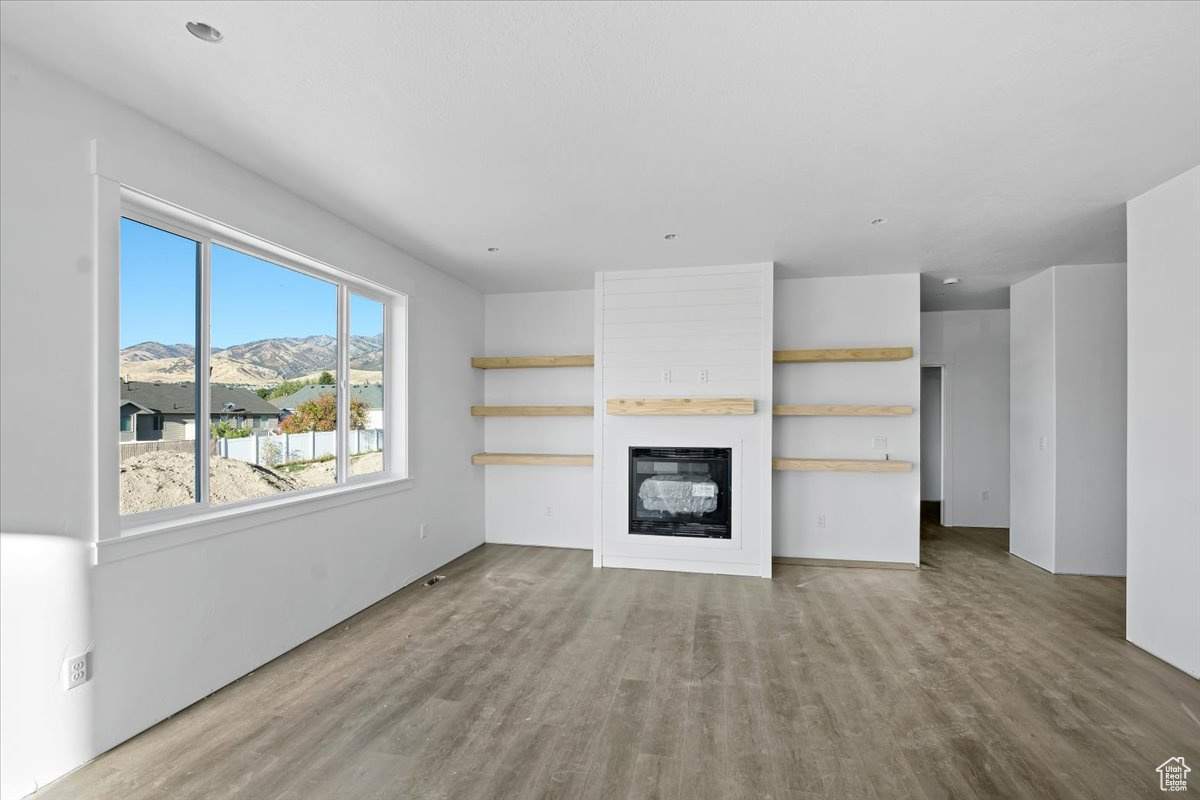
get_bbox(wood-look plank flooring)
[37,513,1199,799]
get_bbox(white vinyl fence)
[216,428,383,468]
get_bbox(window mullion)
[197,238,213,507]
[337,284,350,483]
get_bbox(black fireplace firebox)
[629,447,732,539]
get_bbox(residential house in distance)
[119,379,281,442]
[270,383,384,429]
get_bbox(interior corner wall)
[1126,165,1200,678]
[1010,264,1127,577]
[920,310,1011,527]
[0,47,484,799]
[773,275,921,565]
[482,290,594,549]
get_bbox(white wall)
[921,310,1011,526]
[483,290,593,549]
[1009,270,1056,570]
[1053,264,1127,575]
[920,368,942,501]
[773,275,921,565]
[1126,166,1200,678]
[596,264,774,577]
[1009,265,1127,576]
[0,47,484,799]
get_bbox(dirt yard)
[120,450,384,514]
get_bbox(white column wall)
[1126,165,1200,678]
[1009,264,1127,576]
[1010,271,1057,571]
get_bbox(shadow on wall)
[0,533,96,799]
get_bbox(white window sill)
[96,476,414,565]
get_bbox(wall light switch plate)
[419,523,428,540]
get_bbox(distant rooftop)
[120,379,280,416]
[269,383,383,410]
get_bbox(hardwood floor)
[38,517,1199,799]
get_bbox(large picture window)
[118,201,398,522]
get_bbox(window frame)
[115,191,406,534]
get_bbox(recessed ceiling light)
[186,21,223,43]
[942,278,960,286]
[664,234,678,240]
[870,217,888,225]
[487,247,500,253]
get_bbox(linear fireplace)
[629,447,732,539]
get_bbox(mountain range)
[120,333,384,387]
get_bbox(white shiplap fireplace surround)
[593,263,774,577]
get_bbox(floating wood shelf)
[471,405,593,416]
[471,453,594,466]
[773,405,914,416]
[471,355,594,369]
[773,347,914,363]
[606,397,756,416]
[773,457,912,473]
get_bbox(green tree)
[266,378,305,400]
[211,419,253,439]
[317,371,335,385]
[279,394,369,433]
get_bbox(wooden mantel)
[773,347,913,363]
[606,397,756,416]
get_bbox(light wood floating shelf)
[472,453,594,466]
[471,406,593,416]
[471,355,594,369]
[773,457,913,473]
[773,347,914,363]
[606,397,756,416]
[773,405,914,416]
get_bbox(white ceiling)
[2,1,1198,307]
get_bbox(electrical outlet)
[63,652,90,690]
[981,490,990,502]
[873,435,888,451]
[698,368,709,384]
[817,514,826,529]
[545,505,553,517]
[661,368,672,383]
[1038,435,1047,451]
[419,523,428,540]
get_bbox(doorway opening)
[921,366,947,527]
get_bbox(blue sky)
[120,217,383,349]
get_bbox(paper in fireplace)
[637,473,719,514]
